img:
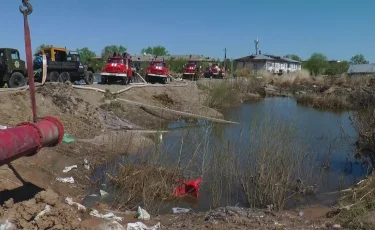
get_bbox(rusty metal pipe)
[0,116,64,167]
[20,0,37,122]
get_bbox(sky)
[2,0,375,62]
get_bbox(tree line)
[34,44,369,76]
[285,53,369,76]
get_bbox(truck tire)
[84,71,94,85]
[59,72,71,83]
[8,72,26,88]
[162,77,168,84]
[121,77,128,85]
[49,71,60,82]
[101,76,108,84]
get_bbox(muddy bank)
[0,82,224,201]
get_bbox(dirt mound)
[0,189,87,230]
[152,93,175,106]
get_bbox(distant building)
[348,64,375,75]
[328,60,342,64]
[130,54,215,62]
[234,53,301,74]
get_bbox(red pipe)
[0,116,64,166]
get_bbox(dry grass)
[110,164,179,212]
[237,116,319,210]
[331,174,375,229]
[296,94,352,110]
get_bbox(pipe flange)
[43,116,65,145]
[17,121,43,155]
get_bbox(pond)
[83,97,370,213]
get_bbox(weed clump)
[110,164,180,211]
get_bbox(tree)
[101,45,127,60]
[141,46,169,56]
[305,53,328,75]
[324,61,349,76]
[350,54,369,65]
[284,54,302,62]
[34,44,51,56]
[77,47,96,64]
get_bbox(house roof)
[234,54,301,63]
[348,64,375,74]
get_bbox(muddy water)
[83,97,370,213]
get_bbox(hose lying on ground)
[116,98,239,125]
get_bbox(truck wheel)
[162,77,168,84]
[101,76,108,84]
[59,72,71,83]
[121,77,127,85]
[85,71,95,85]
[145,75,149,83]
[49,71,60,82]
[8,72,26,88]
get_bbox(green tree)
[34,44,51,56]
[101,45,127,60]
[305,53,328,75]
[77,47,96,64]
[324,61,349,76]
[284,54,302,62]
[141,46,169,56]
[350,54,369,65]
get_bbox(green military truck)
[0,48,27,88]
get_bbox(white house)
[234,54,302,74]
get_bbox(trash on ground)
[172,207,191,214]
[104,221,124,230]
[90,209,123,221]
[135,206,150,220]
[63,165,78,173]
[56,177,75,184]
[126,222,160,230]
[62,133,76,143]
[332,224,342,229]
[100,190,109,197]
[84,158,90,170]
[88,194,98,197]
[298,211,304,217]
[35,205,51,220]
[0,125,7,130]
[173,177,202,198]
[65,197,86,211]
[0,220,14,230]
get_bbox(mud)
[0,190,87,230]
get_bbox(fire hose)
[0,0,64,167]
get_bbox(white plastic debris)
[106,221,125,230]
[35,205,51,220]
[0,125,7,130]
[88,194,98,197]
[78,218,82,222]
[84,158,90,170]
[332,224,342,229]
[63,165,78,173]
[56,177,74,184]
[172,207,191,214]
[0,220,14,230]
[298,211,304,217]
[136,206,150,220]
[126,222,160,230]
[65,197,86,211]
[90,209,122,221]
[100,190,109,197]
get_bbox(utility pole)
[223,48,227,70]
